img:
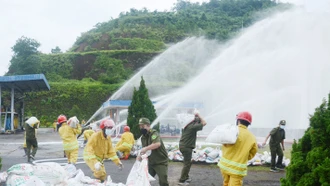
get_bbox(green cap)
[139,117,150,125]
[279,120,286,125]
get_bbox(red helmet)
[236,111,252,124]
[57,115,67,124]
[124,126,130,132]
[100,119,115,129]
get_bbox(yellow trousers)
[115,145,131,156]
[85,159,106,181]
[221,170,244,186]
[64,148,79,164]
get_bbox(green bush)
[281,95,330,186]
[108,38,165,51]
[23,80,121,125]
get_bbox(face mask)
[105,129,114,136]
[140,128,148,135]
[280,125,285,129]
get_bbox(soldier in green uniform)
[25,117,40,163]
[138,117,169,186]
[178,112,207,185]
[263,120,286,172]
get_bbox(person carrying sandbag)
[83,118,123,182]
[218,111,258,186]
[178,111,207,185]
[58,115,81,164]
[25,116,40,163]
[115,125,135,160]
[137,117,169,186]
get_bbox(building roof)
[0,74,50,93]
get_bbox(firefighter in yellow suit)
[58,115,81,164]
[218,111,258,186]
[83,126,95,145]
[83,118,123,182]
[115,125,135,160]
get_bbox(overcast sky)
[0,0,310,76]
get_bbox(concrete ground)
[0,128,286,186]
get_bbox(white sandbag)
[136,137,142,146]
[68,116,79,128]
[31,162,67,185]
[7,163,67,185]
[206,150,220,159]
[74,169,102,185]
[6,164,34,175]
[64,178,84,186]
[6,174,45,186]
[176,113,195,128]
[284,159,290,167]
[205,123,239,144]
[168,151,175,160]
[206,156,218,164]
[126,157,155,186]
[202,147,214,155]
[0,172,8,183]
[25,117,40,128]
[64,164,78,179]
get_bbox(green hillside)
[4,0,291,125]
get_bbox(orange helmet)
[57,115,67,124]
[100,119,115,129]
[236,111,252,124]
[124,126,130,132]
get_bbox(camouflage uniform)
[178,119,204,183]
[269,120,286,169]
[140,118,169,186]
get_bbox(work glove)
[118,162,123,171]
[94,162,102,171]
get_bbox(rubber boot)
[120,154,129,160]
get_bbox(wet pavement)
[0,128,285,186]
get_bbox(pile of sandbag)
[131,143,290,167]
[131,144,221,163]
[248,151,290,167]
[0,162,126,186]
[0,152,157,186]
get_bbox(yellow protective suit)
[83,130,120,181]
[53,122,57,131]
[115,131,135,157]
[83,129,95,141]
[58,122,81,164]
[218,124,258,186]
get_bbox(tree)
[127,76,158,139]
[281,94,330,186]
[11,36,40,57]
[51,46,62,54]
[7,36,41,75]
